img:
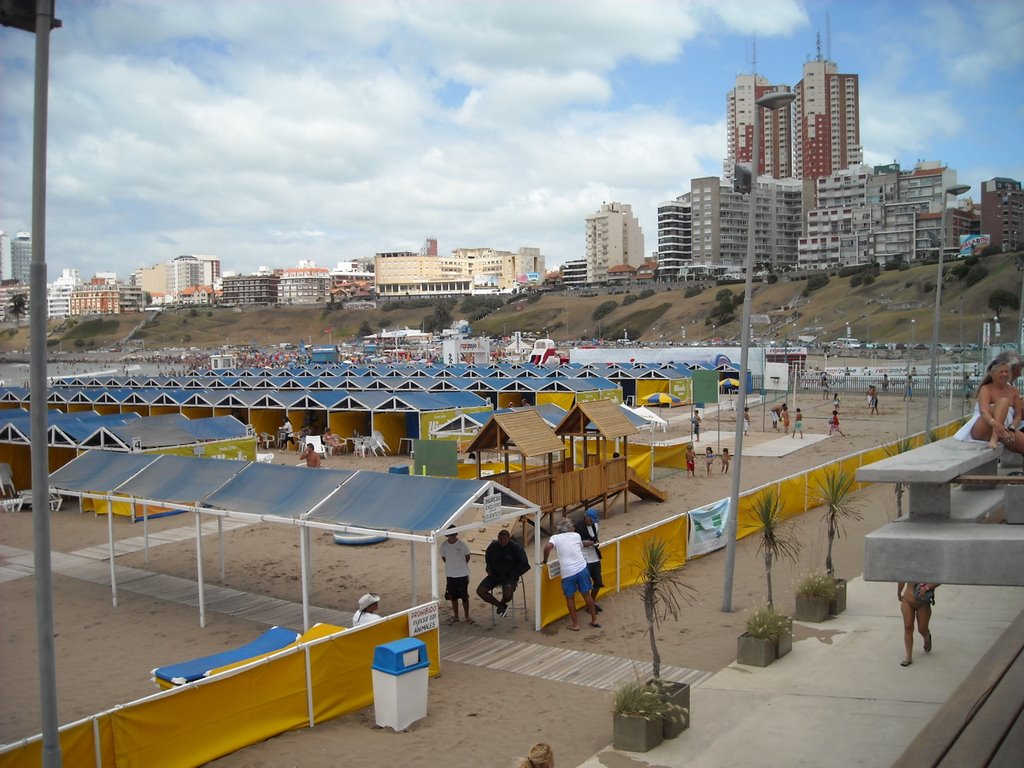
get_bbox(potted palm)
[612,679,671,752]
[737,602,792,666]
[884,438,914,519]
[635,537,694,738]
[814,468,861,615]
[794,570,837,622]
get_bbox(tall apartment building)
[725,74,794,183]
[584,202,644,284]
[0,231,11,282]
[794,59,862,181]
[5,232,32,284]
[655,196,692,279]
[689,176,802,275]
[981,177,1023,252]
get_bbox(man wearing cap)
[440,527,474,625]
[543,518,601,631]
[574,508,604,613]
[352,594,383,627]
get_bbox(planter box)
[613,713,664,753]
[776,618,793,658]
[795,594,830,623]
[829,578,847,615]
[737,632,776,667]
[651,680,690,738]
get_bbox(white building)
[655,196,693,279]
[584,202,644,283]
[47,268,82,318]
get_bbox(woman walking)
[898,582,938,666]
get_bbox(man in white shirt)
[542,518,601,631]
[574,508,603,613]
[352,593,383,627]
[440,527,474,625]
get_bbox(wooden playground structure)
[466,401,667,542]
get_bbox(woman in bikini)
[898,581,939,666]
[954,359,1024,453]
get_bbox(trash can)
[371,637,429,730]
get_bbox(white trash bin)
[371,638,429,731]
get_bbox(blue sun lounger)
[152,626,300,689]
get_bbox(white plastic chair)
[370,431,390,456]
[303,435,327,457]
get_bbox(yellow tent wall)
[372,412,407,455]
[328,411,370,441]
[418,408,458,442]
[536,391,575,410]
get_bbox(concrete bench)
[856,438,1003,519]
[860,438,1024,586]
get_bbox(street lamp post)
[925,183,971,434]
[722,89,795,613]
[2,1,63,765]
[906,318,916,435]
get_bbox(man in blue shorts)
[542,518,601,631]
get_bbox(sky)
[2,0,1023,282]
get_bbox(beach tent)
[49,452,542,630]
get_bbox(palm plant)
[750,487,801,609]
[814,468,862,577]
[636,537,695,679]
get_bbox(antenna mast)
[826,11,832,62]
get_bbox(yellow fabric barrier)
[535,391,575,410]
[626,449,652,480]
[0,715,114,768]
[206,624,345,677]
[777,474,807,520]
[651,442,686,470]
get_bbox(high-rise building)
[0,231,11,282]
[794,59,862,181]
[725,75,794,183]
[9,232,32,284]
[584,202,644,284]
[655,195,692,280]
[981,178,1024,253]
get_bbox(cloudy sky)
[2,0,1022,282]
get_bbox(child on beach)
[781,405,791,434]
[792,408,804,438]
[743,407,751,436]
[829,410,845,437]
[720,447,731,473]
[705,446,715,476]
[685,443,696,478]
[692,410,702,442]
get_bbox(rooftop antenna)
[816,31,822,62]
[826,11,832,62]
[752,34,757,75]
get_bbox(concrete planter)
[776,619,793,658]
[829,578,848,615]
[652,680,690,738]
[613,713,664,752]
[795,594,830,623]
[737,632,776,667]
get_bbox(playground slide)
[626,468,668,503]
[151,625,300,689]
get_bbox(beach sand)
[0,387,959,767]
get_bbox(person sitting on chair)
[476,529,530,617]
[352,593,383,627]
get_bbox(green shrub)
[806,274,830,291]
[745,603,791,641]
[766,274,778,284]
[639,288,655,299]
[684,285,702,298]
[795,571,838,600]
[898,262,910,271]
[965,265,989,286]
[526,291,542,304]
[715,288,734,301]
[612,679,672,720]
[593,300,618,321]
[850,273,864,288]
[622,294,638,306]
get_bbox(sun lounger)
[151,626,300,689]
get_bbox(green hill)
[1,251,1020,354]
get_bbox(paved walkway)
[574,578,1024,768]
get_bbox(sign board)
[686,498,731,558]
[408,602,439,636]
[482,492,502,521]
[546,559,561,579]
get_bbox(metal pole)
[925,207,947,435]
[722,89,793,613]
[24,1,61,764]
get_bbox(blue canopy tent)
[48,452,541,630]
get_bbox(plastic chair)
[303,435,327,457]
[489,575,528,626]
[371,430,391,456]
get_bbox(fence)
[0,607,440,768]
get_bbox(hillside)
[1,251,1020,355]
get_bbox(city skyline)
[2,0,1022,282]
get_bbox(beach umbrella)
[644,392,682,407]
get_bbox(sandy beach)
[0,385,965,767]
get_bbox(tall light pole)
[925,183,971,434]
[2,1,62,765]
[906,318,916,435]
[722,89,795,613]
